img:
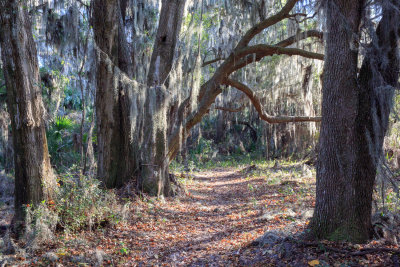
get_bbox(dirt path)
[93,166,316,266]
[1,165,317,266]
[2,165,398,266]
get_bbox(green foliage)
[55,116,74,130]
[46,116,80,170]
[55,174,126,232]
[63,85,82,110]
[24,173,129,243]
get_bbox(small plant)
[119,242,129,255]
[55,174,125,232]
[22,172,129,247]
[54,116,74,131]
[24,201,59,249]
[46,116,80,170]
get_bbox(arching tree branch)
[235,45,324,62]
[274,30,323,47]
[215,105,245,112]
[223,78,321,123]
[168,0,322,161]
[236,0,300,49]
[229,31,324,73]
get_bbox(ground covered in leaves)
[0,161,399,266]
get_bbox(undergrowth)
[21,172,130,248]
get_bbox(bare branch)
[223,79,321,123]
[229,45,323,74]
[235,44,324,61]
[287,12,307,18]
[236,0,300,49]
[76,0,90,8]
[274,30,323,47]
[288,11,318,23]
[202,57,224,67]
[215,105,245,112]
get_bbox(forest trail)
[89,165,316,266]
[2,165,397,266]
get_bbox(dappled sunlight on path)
[100,165,317,265]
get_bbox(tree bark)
[311,0,400,243]
[147,0,186,87]
[0,0,56,225]
[92,0,134,188]
[139,0,186,196]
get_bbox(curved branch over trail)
[236,0,300,49]
[235,45,324,62]
[215,105,245,113]
[224,79,321,123]
[168,0,323,161]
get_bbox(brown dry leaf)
[308,259,320,266]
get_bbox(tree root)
[300,241,400,256]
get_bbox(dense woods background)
[1,0,400,265]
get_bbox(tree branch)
[76,0,90,8]
[223,78,321,123]
[229,46,323,74]
[168,0,322,161]
[274,30,323,47]
[235,44,324,61]
[236,0,300,49]
[229,32,324,74]
[215,105,245,112]
[202,57,224,67]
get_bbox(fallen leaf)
[308,259,320,266]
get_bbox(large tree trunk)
[92,0,134,188]
[0,0,56,226]
[311,0,400,243]
[139,0,186,196]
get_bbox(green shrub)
[55,174,128,232]
[24,174,129,245]
[47,116,80,169]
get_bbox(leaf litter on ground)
[0,161,398,266]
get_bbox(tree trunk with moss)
[139,0,186,196]
[139,86,171,196]
[0,0,56,226]
[92,0,134,188]
[311,0,400,243]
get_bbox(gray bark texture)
[0,0,56,225]
[139,0,186,196]
[311,0,400,243]
[92,0,134,188]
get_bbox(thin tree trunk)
[78,32,89,172]
[0,0,56,227]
